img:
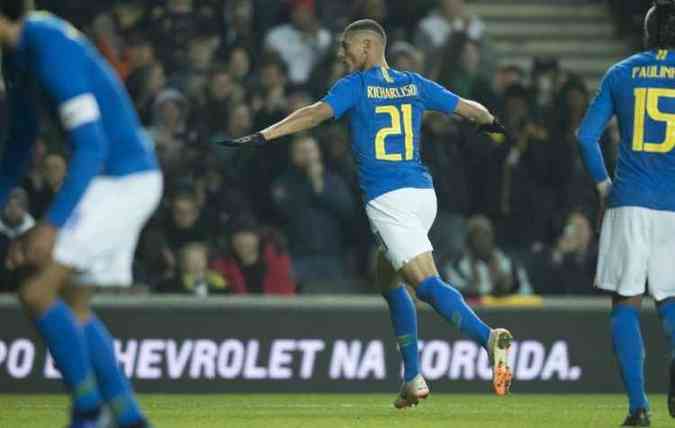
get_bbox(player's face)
[339,35,366,73]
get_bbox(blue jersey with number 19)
[321,66,459,202]
[577,49,675,212]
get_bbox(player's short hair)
[646,1,675,49]
[344,19,387,46]
[0,0,29,21]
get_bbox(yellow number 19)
[375,104,414,161]
[632,87,675,153]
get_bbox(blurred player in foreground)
[577,1,675,425]
[215,19,513,407]
[0,2,161,427]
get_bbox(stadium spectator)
[124,33,157,79]
[421,114,471,265]
[92,12,129,79]
[148,88,201,177]
[227,45,253,88]
[0,189,34,292]
[493,64,526,101]
[264,0,332,85]
[21,139,50,219]
[415,0,485,56]
[530,210,599,295]
[530,57,566,117]
[227,104,253,139]
[318,124,372,277]
[157,242,228,296]
[218,0,258,55]
[551,77,603,227]
[22,151,69,220]
[192,157,254,240]
[495,84,556,251]
[271,135,356,283]
[171,33,218,93]
[252,57,289,128]
[210,220,296,295]
[196,65,238,140]
[164,191,210,251]
[0,188,34,240]
[126,62,167,125]
[444,215,533,297]
[147,0,216,74]
[389,41,424,73]
[150,88,192,143]
[437,33,497,111]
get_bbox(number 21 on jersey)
[633,87,675,153]
[375,104,413,161]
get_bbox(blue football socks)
[35,300,102,416]
[416,276,490,348]
[383,286,419,382]
[83,316,145,427]
[611,304,649,412]
[659,301,675,361]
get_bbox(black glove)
[476,118,507,135]
[212,132,267,148]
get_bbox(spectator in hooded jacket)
[211,219,296,295]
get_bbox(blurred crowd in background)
[0,0,651,297]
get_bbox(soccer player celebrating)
[577,1,675,425]
[0,2,161,428]
[217,19,513,406]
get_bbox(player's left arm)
[416,74,506,134]
[35,40,111,230]
[213,74,358,147]
[576,69,615,196]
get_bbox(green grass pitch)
[0,394,671,427]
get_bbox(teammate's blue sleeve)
[416,74,459,114]
[321,74,359,119]
[0,68,39,208]
[576,69,614,183]
[31,30,110,228]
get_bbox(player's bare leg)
[375,250,428,408]
[612,294,650,426]
[401,251,513,396]
[656,297,675,419]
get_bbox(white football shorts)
[53,171,163,287]
[595,206,675,301]
[365,187,437,271]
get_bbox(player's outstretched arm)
[213,102,334,147]
[455,98,506,134]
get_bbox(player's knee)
[612,293,642,310]
[61,286,93,324]
[18,277,56,314]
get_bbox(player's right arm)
[259,102,334,141]
[213,74,359,147]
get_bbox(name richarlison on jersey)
[367,84,419,100]
[632,65,675,79]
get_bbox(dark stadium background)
[1,0,669,398]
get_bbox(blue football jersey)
[578,49,675,212]
[322,66,459,202]
[0,12,158,227]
